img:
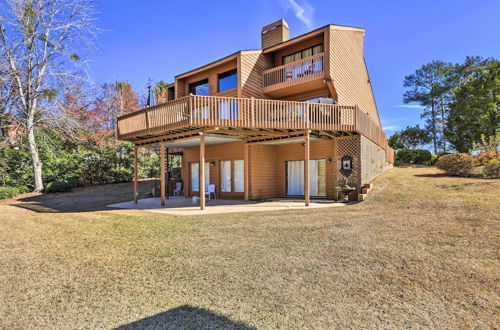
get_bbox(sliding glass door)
[220,160,245,198]
[286,159,326,197]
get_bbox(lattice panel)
[360,135,387,184]
[336,136,361,189]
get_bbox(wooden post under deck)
[244,143,249,201]
[160,141,166,206]
[199,133,206,210]
[134,146,138,203]
[304,131,310,206]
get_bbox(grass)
[0,166,498,329]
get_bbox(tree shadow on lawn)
[115,305,255,330]
[8,179,157,213]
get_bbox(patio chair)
[205,184,216,200]
[173,182,183,196]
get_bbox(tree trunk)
[27,122,43,192]
[431,103,438,154]
[440,105,447,153]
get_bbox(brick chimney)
[261,19,289,48]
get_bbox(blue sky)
[89,0,500,134]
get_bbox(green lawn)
[0,166,498,329]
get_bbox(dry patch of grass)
[0,166,498,328]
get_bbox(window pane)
[302,48,313,58]
[218,69,237,92]
[189,79,209,95]
[283,55,293,64]
[287,160,304,195]
[204,162,210,188]
[221,161,231,192]
[312,44,323,55]
[234,160,244,192]
[191,163,199,192]
[316,159,326,196]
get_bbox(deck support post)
[199,133,206,210]
[160,141,166,206]
[304,130,310,206]
[244,143,249,201]
[134,146,138,204]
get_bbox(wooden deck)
[117,94,391,152]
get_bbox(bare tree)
[0,0,98,191]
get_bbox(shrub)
[481,158,500,178]
[476,151,499,165]
[0,186,28,199]
[396,149,432,164]
[436,153,476,177]
[112,169,133,183]
[45,181,73,193]
[430,152,452,165]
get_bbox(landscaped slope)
[0,166,498,328]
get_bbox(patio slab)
[108,196,347,216]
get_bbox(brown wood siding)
[176,60,238,98]
[239,51,273,99]
[248,145,278,199]
[182,141,244,198]
[274,140,336,199]
[328,27,381,126]
[181,140,337,200]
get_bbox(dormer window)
[218,69,237,92]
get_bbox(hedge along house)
[117,20,395,210]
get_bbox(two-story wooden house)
[117,19,394,210]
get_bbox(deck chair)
[205,184,216,200]
[173,182,183,196]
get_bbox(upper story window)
[189,79,209,95]
[218,69,237,92]
[282,44,323,65]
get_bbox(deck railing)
[117,94,392,157]
[262,53,324,93]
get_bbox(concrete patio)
[108,196,347,216]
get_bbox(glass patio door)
[286,159,326,196]
[190,162,210,193]
[220,160,245,198]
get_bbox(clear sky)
[89,0,500,134]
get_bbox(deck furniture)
[205,184,216,200]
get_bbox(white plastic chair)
[173,182,183,196]
[205,184,216,200]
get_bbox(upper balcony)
[262,53,324,97]
[117,94,390,153]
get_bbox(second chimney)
[261,19,289,49]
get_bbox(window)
[286,159,326,196]
[234,160,244,192]
[218,69,237,92]
[190,162,210,192]
[220,160,245,193]
[221,161,232,192]
[188,79,209,95]
[282,44,323,65]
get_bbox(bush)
[481,158,500,178]
[430,152,452,165]
[112,169,133,183]
[0,186,28,199]
[396,149,432,164]
[436,153,476,177]
[45,181,73,193]
[476,151,499,165]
